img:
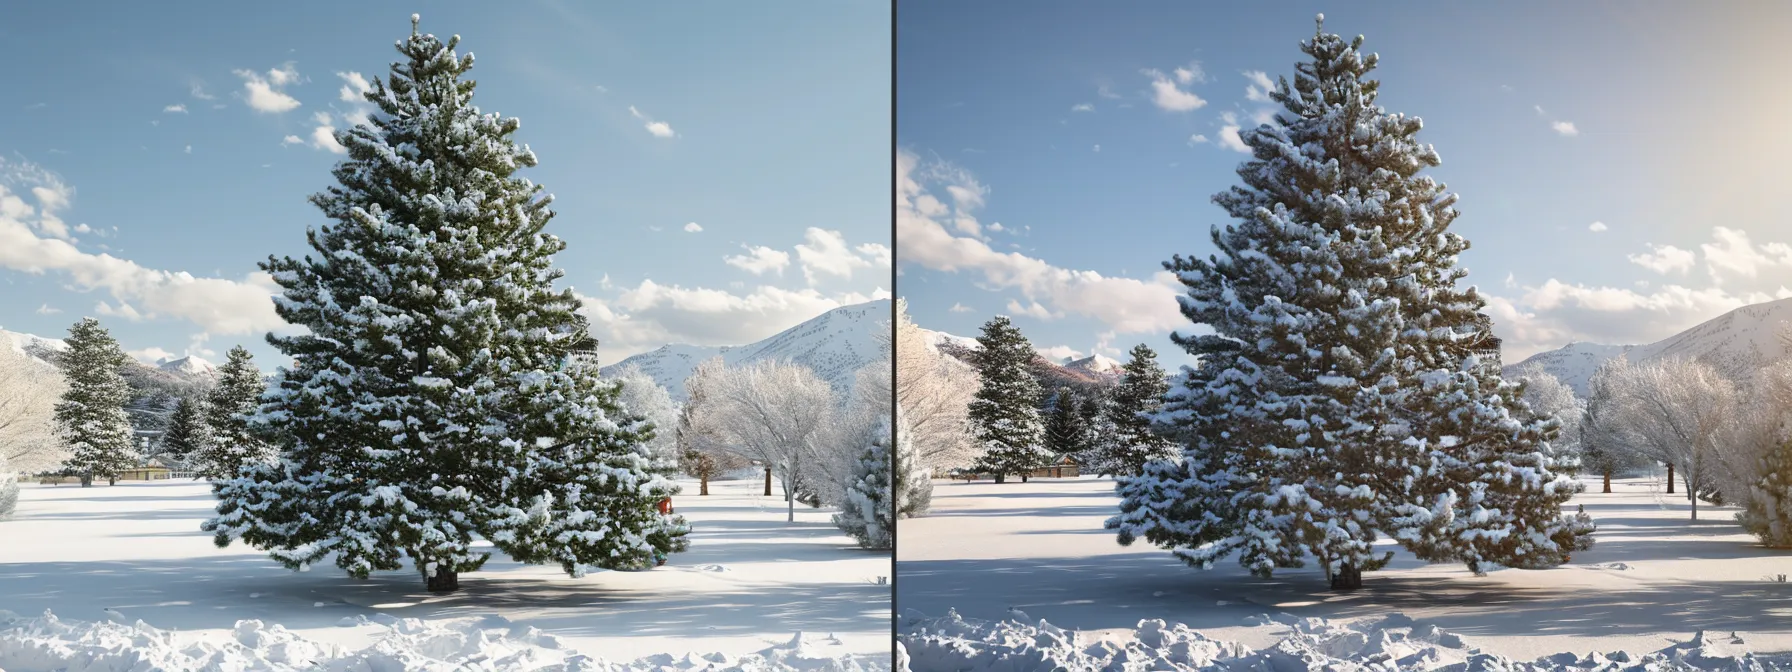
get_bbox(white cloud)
[1551,121,1579,136]
[35,303,60,315]
[127,346,176,364]
[628,106,676,138]
[1589,221,1608,232]
[281,135,303,146]
[683,222,703,233]
[1005,299,1056,320]
[1534,105,1546,116]
[189,83,215,101]
[1093,144,1101,153]
[235,63,302,113]
[897,149,1186,337]
[795,227,878,286]
[310,112,346,154]
[1173,63,1207,85]
[1487,280,1780,361]
[1217,111,1250,153]
[1243,70,1275,102]
[336,71,371,102]
[1188,134,1209,145]
[723,245,791,275]
[1142,68,1206,112]
[1036,345,1084,361]
[949,302,973,313]
[578,281,887,364]
[1071,103,1094,112]
[1701,226,1792,281]
[163,104,187,114]
[0,158,287,338]
[594,85,609,94]
[1097,85,1121,100]
[1627,244,1696,275]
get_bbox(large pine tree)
[1085,344,1173,477]
[204,16,687,592]
[967,316,1051,483]
[1043,386,1086,457]
[55,318,139,487]
[1109,17,1591,590]
[194,346,270,480]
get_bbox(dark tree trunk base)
[1666,463,1675,494]
[763,468,773,497]
[994,474,1006,484]
[700,476,710,496]
[1602,471,1612,494]
[426,568,459,593]
[1329,563,1363,591]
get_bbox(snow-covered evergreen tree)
[894,405,933,518]
[159,396,210,470]
[1109,17,1591,589]
[194,346,270,480]
[1740,434,1792,547]
[834,418,893,549]
[1043,386,1086,457]
[1083,344,1174,477]
[966,316,1050,483]
[54,318,139,487]
[204,16,686,592]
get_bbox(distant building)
[1467,312,1503,373]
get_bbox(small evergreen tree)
[967,316,1051,483]
[834,418,893,549]
[204,16,686,592]
[1083,344,1174,477]
[159,396,211,469]
[195,346,270,480]
[54,318,138,487]
[1043,386,1086,457]
[895,405,933,518]
[1740,435,1792,547]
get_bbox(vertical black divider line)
[887,0,901,662]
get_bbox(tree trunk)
[80,473,92,488]
[1666,463,1675,494]
[1602,470,1611,494]
[1687,469,1698,521]
[108,477,117,486]
[425,568,459,593]
[700,473,710,496]
[786,482,795,523]
[1329,562,1363,591]
[994,473,1006,484]
[763,467,773,497]
[1020,473,1030,483]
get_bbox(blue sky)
[897,1,1792,369]
[0,1,891,370]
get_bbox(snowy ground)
[896,473,1792,666]
[0,476,891,669]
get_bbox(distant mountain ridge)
[1505,297,1792,396]
[922,326,1123,392]
[600,299,890,401]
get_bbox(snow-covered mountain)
[157,355,216,378]
[1063,353,1123,377]
[601,299,890,401]
[918,327,980,353]
[1505,297,1792,396]
[2,329,68,360]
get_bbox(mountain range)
[1504,296,1792,396]
[600,299,890,401]
[919,326,1125,391]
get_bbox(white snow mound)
[0,610,888,672]
[897,609,1790,671]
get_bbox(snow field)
[0,477,891,669]
[896,474,1792,666]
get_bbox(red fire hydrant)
[656,497,672,515]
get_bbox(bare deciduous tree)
[895,299,978,472]
[0,345,68,475]
[702,360,839,522]
[1607,357,1736,520]
[675,357,748,496]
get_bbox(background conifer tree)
[967,316,1051,483]
[54,318,138,487]
[1085,344,1173,477]
[195,346,269,480]
[159,396,211,470]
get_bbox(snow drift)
[897,609,1788,671]
[0,610,887,672]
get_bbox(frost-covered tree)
[833,418,893,549]
[1513,368,1582,458]
[204,17,686,593]
[1109,17,1590,590]
[704,360,838,522]
[612,365,680,471]
[1580,360,1642,494]
[675,357,748,496]
[0,344,67,475]
[158,396,210,470]
[1607,357,1735,519]
[895,300,979,471]
[1044,387,1086,457]
[967,316,1050,483]
[1083,345,1174,477]
[194,347,270,480]
[55,318,139,487]
[895,405,933,518]
[0,458,16,520]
